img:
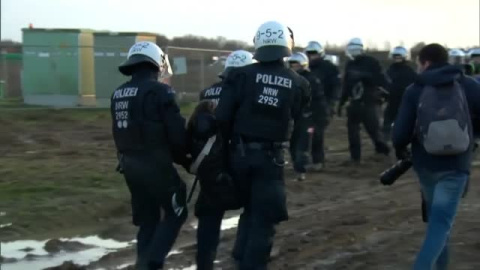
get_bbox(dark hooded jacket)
[393,64,480,173]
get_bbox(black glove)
[395,147,410,160]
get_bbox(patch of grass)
[0,98,44,108]
[0,104,199,240]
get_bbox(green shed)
[22,28,95,107]
[93,32,157,107]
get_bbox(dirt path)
[1,110,479,270]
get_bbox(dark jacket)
[340,55,390,106]
[309,58,340,106]
[199,81,223,105]
[188,112,217,159]
[392,64,480,173]
[215,61,308,142]
[385,61,417,117]
[297,69,328,125]
[112,68,189,166]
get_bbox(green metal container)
[22,28,94,107]
[93,32,156,107]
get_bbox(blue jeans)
[413,169,468,270]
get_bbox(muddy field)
[1,107,479,270]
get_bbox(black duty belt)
[235,141,285,151]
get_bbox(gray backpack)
[416,81,472,155]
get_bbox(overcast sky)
[2,0,479,49]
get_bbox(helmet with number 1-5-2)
[448,48,466,65]
[221,50,255,77]
[389,46,409,60]
[119,41,166,76]
[305,41,325,57]
[345,38,364,60]
[253,21,294,62]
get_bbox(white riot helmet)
[345,38,364,60]
[253,21,294,62]
[389,46,409,60]
[469,48,480,60]
[288,52,309,67]
[119,41,166,76]
[221,50,255,78]
[305,41,325,57]
[324,54,340,66]
[448,49,466,65]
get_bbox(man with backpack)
[392,43,480,270]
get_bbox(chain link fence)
[164,46,232,102]
[0,44,234,105]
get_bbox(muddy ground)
[1,107,479,270]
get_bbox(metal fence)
[0,43,405,104]
[0,44,233,104]
[164,46,232,102]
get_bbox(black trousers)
[347,103,390,161]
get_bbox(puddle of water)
[59,235,131,249]
[1,222,13,228]
[191,215,240,231]
[167,249,183,257]
[168,266,196,270]
[115,263,133,269]
[1,240,49,259]
[221,216,240,230]
[1,236,133,270]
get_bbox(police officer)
[338,38,390,163]
[194,50,254,270]
[468,48,480,81]
[383,46,417,140]
[304,41,341,117]
[287,52,327,178]
[448,48,466,66]
[199,50,255,105]
[215,21,309,269]
[111,41,190,270]
[449,48,470,77]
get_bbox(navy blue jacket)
[392,64,480,173]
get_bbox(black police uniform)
[111,66,189,270]
[195,79,227,270]
[199,80,223,106]
[309,57,341,116]
[215,61,308,270]
[290,69,327,172]
[339,55,390,162]
[382,61,417,140]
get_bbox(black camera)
[380,158,412,186]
